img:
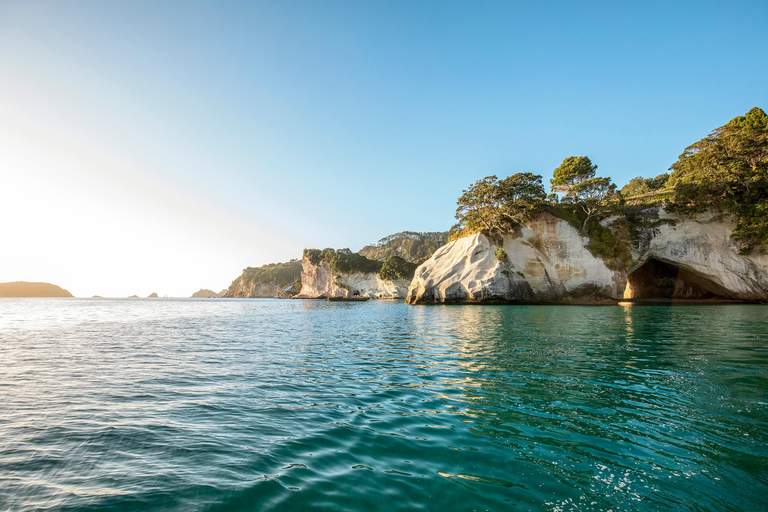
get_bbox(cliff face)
[406,209,768,304]
[296,255,410,299]
[225,280,284,298]
[625,209,768,300]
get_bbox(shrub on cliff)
[303,248,383,274]
[226,259,303,296]
[454,173,547,240]
[668,107,768,251]
[379,255,418,281]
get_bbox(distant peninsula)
[0,281,73,297]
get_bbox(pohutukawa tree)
[550,156,619,232]
[455,172,546,240]
[669,107,768,249]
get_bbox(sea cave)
[623,258,733,301]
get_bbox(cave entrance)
[623,258,733,301]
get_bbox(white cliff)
[406,209,768,304]
[624,209,768,300]
[296,255,410,299]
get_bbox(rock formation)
[406,209,768,304]
[296,254,410,299]
[226,281,284,298]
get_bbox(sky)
[1,0,766,297]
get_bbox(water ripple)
[0,299,767,511]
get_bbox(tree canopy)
[551,156,619,231]
[358,231,448,264]
[379,255,418,281]
[620,173,670,197]
[550,156,597,195]
[669,106,768,249]
[455,173,546,239]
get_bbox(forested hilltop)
[450,107,768,269]
[301,232,448,284]
[226,232,447,297]
[225,260,303,298]
[358,231,449,264]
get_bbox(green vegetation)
[358,231,448,264]
[304,247,420,282]
[620,173,670,197]
[551,156,620,233]
[494,247,508,261]
[379,255,419,281]
[451,107,768,262]
[228,259,303,296]
[303,248,383,274]
[667,107,768,251]
[454,173,546,241]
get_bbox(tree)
[379,255,418,281]
[551,156,619,232]
[570,177,620,232]
[550,156,597,195]
[620,173,670,197]
[455,173,546,239]
[669,106,768,249]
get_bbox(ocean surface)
[1,298,767,511]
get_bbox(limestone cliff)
[406,209,768,304]
[296,255,410,299]
[226,280,285,298]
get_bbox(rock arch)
[623,257,734,300]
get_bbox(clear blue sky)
[1,1,766,295]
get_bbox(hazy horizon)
[2,1,766,297]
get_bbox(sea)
[0,298,766,511]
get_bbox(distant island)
[0,281,73,298]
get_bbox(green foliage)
[550,156,597,194]
[668,107,768,250]
[455,172,546,239]
[379,255,418,281]
[358,231,448,264]
[620,173,670,197]
[304,247,383,274]
[584,220,632,270]
[303,248,322,266]
[230,259,303,296]
[550,156,619,232]
[494,247,508,261]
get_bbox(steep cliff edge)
[406,209,768,304]
[225,260,302,298]
[296,254,410,299]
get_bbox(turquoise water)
[1,299,767,511]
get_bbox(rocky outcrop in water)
[405,209,768,304]
[296,255,410,299]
